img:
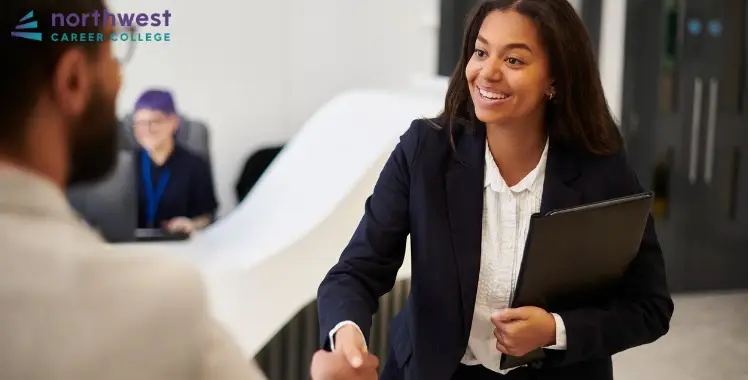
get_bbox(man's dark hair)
[0,0,104,148]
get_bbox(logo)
[9,9,172,43]
[10,10,42,41]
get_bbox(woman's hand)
[311,326,379,380]
[310,349,379,380]
[163,217,196,236]
[491,306,556,357]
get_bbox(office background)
[71,0,747,379]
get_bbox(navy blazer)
[136,144,218,229]
[317,118,674,380]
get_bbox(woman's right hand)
[310,325,379,380]
[335,324,370,367]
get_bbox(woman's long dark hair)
[438,0,622,155]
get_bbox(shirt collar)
[484,138,549,194]
[0,163,80,222]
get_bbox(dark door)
[622,0,747,292]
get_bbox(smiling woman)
[312,1,673,380]
[441,0,622,157]
[466,10,554,130]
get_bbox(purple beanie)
[134,89,177,114]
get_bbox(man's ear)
[52,48,93,117]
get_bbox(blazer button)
[531,360,544,369]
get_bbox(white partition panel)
[129,89,445,360]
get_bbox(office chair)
[119,113,211,161]
[235,145,285,202]
[67,150,138,243]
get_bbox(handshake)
[309,306,557,379]
[310,324,380,380]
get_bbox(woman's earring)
[547,87,556,100]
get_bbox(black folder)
[499,192,655,370]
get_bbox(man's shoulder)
[91,245,203,285]
[0,235,216,375]
[81,246,208,316]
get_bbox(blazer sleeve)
[187,155,219,219]
[316,120,422,350]
[546,151,675,366]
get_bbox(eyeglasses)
[111,25,138,65]
[133,117,170,129]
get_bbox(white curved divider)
[409,74,450,95]
[142,89,445,362]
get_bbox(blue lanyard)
[141,150,171,228]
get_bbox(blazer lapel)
[540,142,583,215]
[444,125,486,336]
